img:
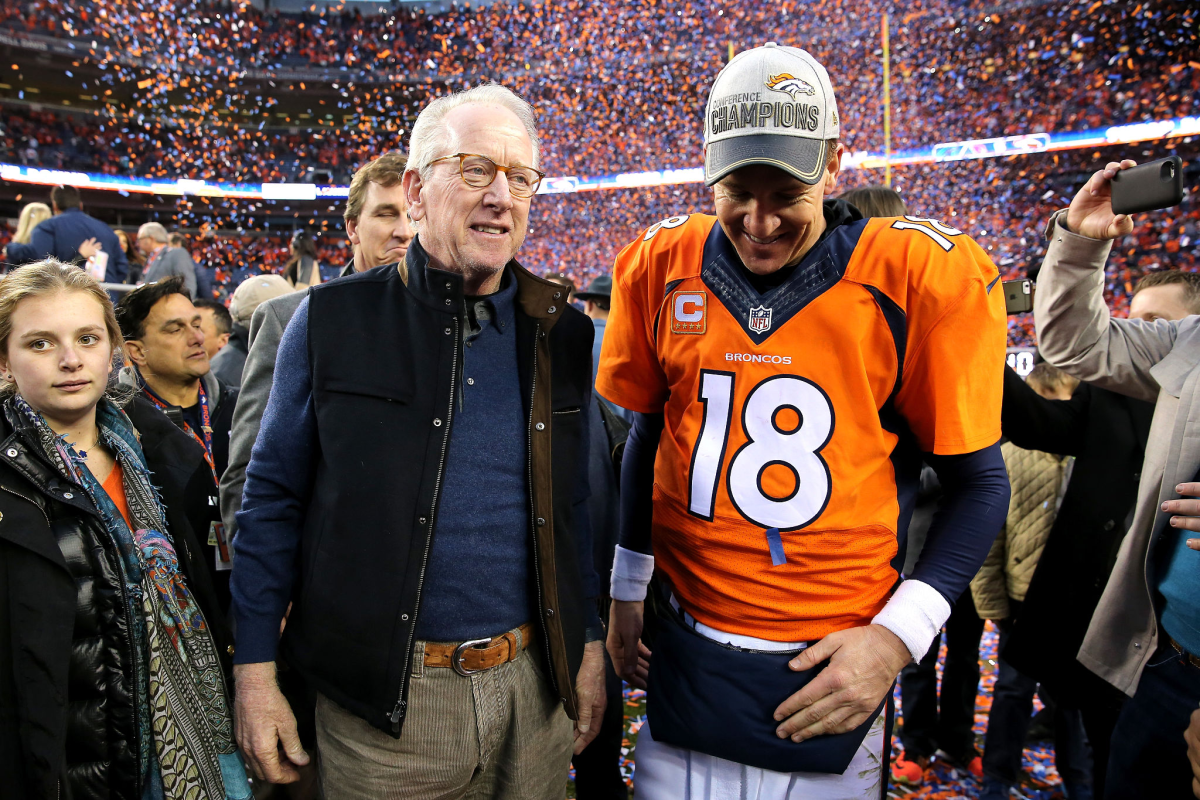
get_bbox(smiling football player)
[599,43,1011,798]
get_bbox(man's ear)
[218,333,230,349]
[403,170,426,222]
[124,339,147,368]
[824,141,845,194]
[345,217,360,247]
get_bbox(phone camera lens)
[1162,161,1176,180]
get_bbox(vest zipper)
[526,323,556,690]
[391,315,459,732]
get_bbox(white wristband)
[610,545,655,602]
[871,579,952,662]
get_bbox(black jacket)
[0,398,230,799]
[279,239,595,737]
[999,366,1153,704]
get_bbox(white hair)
[137,221,170,243]
[407,83,541,178]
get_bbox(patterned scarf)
[4,395,249,800]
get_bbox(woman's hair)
[0,258,129,401]
[13,202,52,245]
[284,232,319,285]
[838,185,907,219]
[116,229,144,267]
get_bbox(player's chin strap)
[610,545,655,602]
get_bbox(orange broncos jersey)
[596,212,1006,642]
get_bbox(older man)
[230,87,605,799]
[599,44,1009,797]
[138,221,198,298]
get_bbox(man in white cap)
[598,43,1011,796]
[210,273,295,388]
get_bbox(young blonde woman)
[0,259,249,800]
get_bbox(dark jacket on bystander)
[999,365,1153,703]
[0,397,232,800]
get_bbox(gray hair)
[407,83,541,179]
[137,222,169,243]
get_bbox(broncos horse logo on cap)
[765,73,816,98]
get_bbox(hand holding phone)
[1111,156,1184,215]
[1066,157,1185,241]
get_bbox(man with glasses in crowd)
[230,84,606,799]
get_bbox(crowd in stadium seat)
[2,0,1196,183]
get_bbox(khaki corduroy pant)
[315,635,573,800]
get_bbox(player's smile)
[744,232,783,245]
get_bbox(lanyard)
[142,379,217,483]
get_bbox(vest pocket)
[321,380,413,404]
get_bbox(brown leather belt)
[424,623,534,677]
[1167,635,1200,670]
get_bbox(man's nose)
[744,202,780,238]
[482,172,515,211]
[395,212,415,243]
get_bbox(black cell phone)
[1004,279,1033,314]
[1111,156,1185,215]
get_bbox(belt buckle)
[452,638,494,677]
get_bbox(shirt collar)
[466,268,517,335]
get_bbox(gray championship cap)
[704,42,840,186]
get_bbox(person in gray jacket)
[137,221,198,298]
[220,150,413,539]
[1034,157,1200,799]
[210,274,294,389]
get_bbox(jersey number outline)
[643,215,690,241]
[890,216,964,252]
[688,370,835,531]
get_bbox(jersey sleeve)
[892,226,1007,455]
[596,229,672,414]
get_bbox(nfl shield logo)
[748,305,773,333]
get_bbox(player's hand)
[1186,706,1200,798]
[1163,483,1200,551]
[773,624,910,742]
[573,640,607,755]
[234,662,309,783]
[1066,159,1137,241]
[607,599,651,689]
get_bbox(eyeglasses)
[429,153,545,199]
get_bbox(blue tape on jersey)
[766,527,787,566]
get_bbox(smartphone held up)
[1111,156,1185,215]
